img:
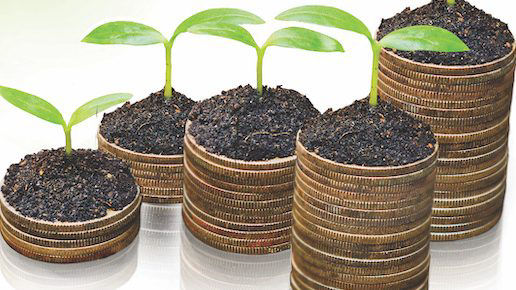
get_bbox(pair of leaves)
[82,8,265,45]
[0,86,131,129]
[187,23,344,53]
[276,5,469,52]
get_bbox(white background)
[0,0,514,289]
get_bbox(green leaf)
[0,86,65,126]
[172,8,265,41]
[379,25,470,52]
[68,93,132,127]
[82,21,166,45]
[264,27,344,53]
[187,23,259,49]
[275,5,373,43]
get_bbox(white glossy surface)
[0,0,515,289]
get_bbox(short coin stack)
[0,191,141,263]
[98,133,184,204]
[182,122,295,254]
[378,45,515,240]
[291,139,437,289]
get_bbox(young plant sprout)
[187,24,344,95]
[82,9,265,99]
[276,5,469,106]
[0,86,131,156]
[447,0,457,7]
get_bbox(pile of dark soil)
[377,0,514,65]
[299,98,436,166]
[1,149,138,222]
[100,89,196,155]
[188,85,320,161]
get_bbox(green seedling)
[0,86,131,156]
[447,0,456,7]
[276,5,469,106]
[82,9,265,99]
[187,24,344,95]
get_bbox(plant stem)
[256,47,266,96]
[64,126,72,156]
[164,42,173,99]
[447,0,456,7]
[369,41,381,107]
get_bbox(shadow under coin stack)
[0,192,141,263]
[182,122,294,254]
[291,140,438,289]
[378,45,516,241]
[98,133,184,204]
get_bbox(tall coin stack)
[378,45,515,240]
[291,139,437,289]
[182,122,294,254]
[98,133,184,204]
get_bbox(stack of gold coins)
[378,45,515,241]
[0,191,141,263]
[98,133,183,204]
[291,139,437,289]
[182,121,294,255]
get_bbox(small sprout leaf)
[187,23,259,49]
[379,25,470,52]
[172,8,265,41]
[276,5,373,43]
[68,93,132,127]
[82,21,167,45]
[0,86,65,126]
[264,27,344,52]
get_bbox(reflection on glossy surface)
[0,234,138,289]
[430,221,502,290]
[180,225,291,290]
[137,203,182,288]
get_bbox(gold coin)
[292,226,429,261]
[0,220,139,263]
[433,182,505,208]
[297,159,437,189]
[142,194,182,204]
[183,203,291,240]
[184,168,291,201]
[437,143,507,172]
[292,222,428,254]
[0,192,141,236]
[183,192,292,224]
[431,211,502,233]
[182,210,290,254]
[431,213,502,241]
[432,188,505,217]
[380,44,515,76]
[140,186,182,197]
[97,132,183,164]
[438,133,508,158]
[435,166,506,192]
[295,167,434,200]
[295,174,432,210]
[431,203,502,225]
[293,209,430,245]
[183,195,292,231]
[436,154,507,184]
[0,202,139,248]
[378,77,513,109]
[434,115,509,145]
[292,249,430,285]
[184,160,294,194]
[292,200,431,235]
[294,189,432,225]
[295,138,438,177]
[130,168,183,180]
[290,255,429,290]
[184,125,296,171]
[184,176,292,209]
[134,176,182,188]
